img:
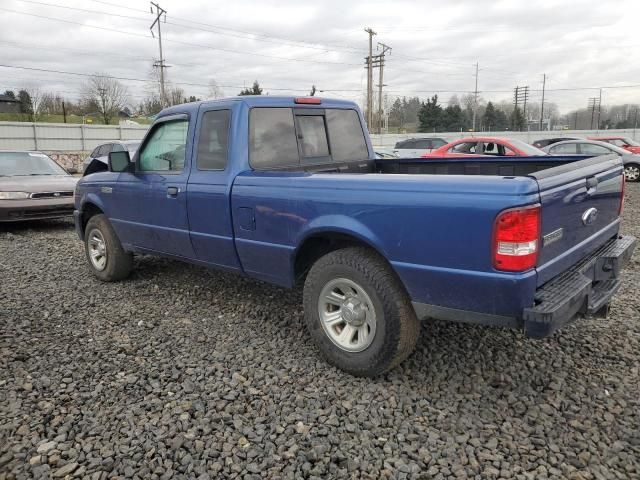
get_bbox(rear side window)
[450,142,479,154]
[432,139,446,148]
[550,143,578,154]
[97,144,111,156]
[197,110,230,170]
[111,143,125,152]
[326,109,368,162]
[250,108,299,169]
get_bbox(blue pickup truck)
[74,96,636,376]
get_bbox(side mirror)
[66,166,78,175]
[108,151,132,172]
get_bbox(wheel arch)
[292,226,391,287]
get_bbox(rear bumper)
[0,198,74,222]
[523,235,636,338]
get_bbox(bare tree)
[23,88,44,121]
[207,79,224,99]
[82,74,130,125]
[166,86,184,106]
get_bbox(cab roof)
[158,96,358,118]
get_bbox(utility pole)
[539,74,546,131]
[588,96,600,130]
[597,88,602,130]
[472,62,479,131]
[513,86,529,131]
[150,2,167,108]
[364,28,376,130]
[62,100,67,123]
[574,111,578,130]
[376,42,391,134]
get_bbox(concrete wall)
[0,121,148,153]
[2,120,639,153]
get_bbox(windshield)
[622,137,640,147]
[507,139,547,156]
[596,142,628,155]
[0,152,68,176]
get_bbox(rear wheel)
[84,214,133,281]
[303,247,420,377]
[624,163,640,182]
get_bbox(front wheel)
[303,247,420,377]
[624,163,640,182]
[84,214,133,281]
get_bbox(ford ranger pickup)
[74,96,636,377]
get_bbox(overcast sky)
[1,0,640,113]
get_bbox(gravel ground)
[1,187,640,480]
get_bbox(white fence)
[1,120,639,153]
[370,128,640,147]
[0,121,149,152]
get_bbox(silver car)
[393,137,447,158]
[542,139,640,182]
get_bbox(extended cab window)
[139,119,188,172]
[250,108,299,169]
[197,110,230,170]
[326,109,368,162]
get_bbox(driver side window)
[139,119,189,172]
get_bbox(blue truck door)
[110,115,195,258]
[186,107,241,272]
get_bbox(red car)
[587,136,640,154]
[422,137,546,157]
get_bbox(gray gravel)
[1,186,640,480]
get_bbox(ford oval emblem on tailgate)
[582,207,598,226]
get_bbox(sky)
[1,0,640,114]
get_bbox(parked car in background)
[74,96,634,376]
[0,151,77,222]
[393,137,447,157]
[588,136,640,154]
[422,137,547,157]
[542,139,640,181]
[532,137,580,149]
[83,141,141,175]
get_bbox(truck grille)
[29,191,74,199]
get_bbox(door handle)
[167,186,179,196]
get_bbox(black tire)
[624,163,640,182]
[303,247,420,377]
[84,214,133,281]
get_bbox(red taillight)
[619,175,625,216]
[294,97,321,105]
[493,205,541,272]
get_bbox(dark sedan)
[83,140,140,175]
[0,151,78,222]
[532,137,580,149]
[542,139,640,182]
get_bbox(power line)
[14,0,363,54]
[88,0,363,52]
[0,7,362,66]
[0,64,364,93]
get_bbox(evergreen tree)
[482,102,509,131]
[510,106,526,131]
[441,104,465,131]
[418,95,443,132]
[18,90,32,115]
[239,81,263,96]
[4,90,16,99]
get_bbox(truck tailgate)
[532,154,624,286]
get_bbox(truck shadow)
[127,254,613,400]
[0,218,75,233]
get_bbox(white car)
[393,137,447,158]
